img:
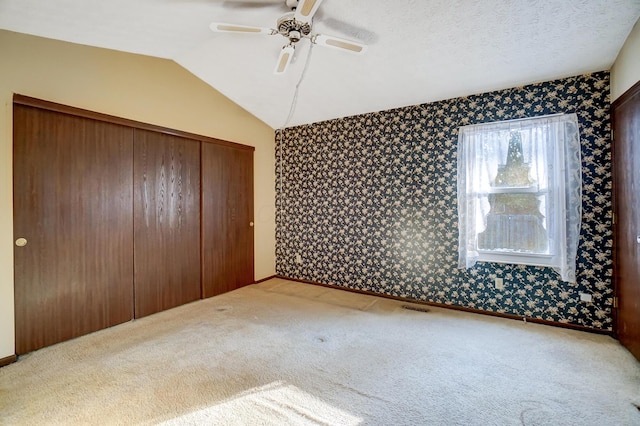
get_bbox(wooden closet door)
[202,143,254,298]
[133,129,201,318]
[13,105,134,355]
[612,81,640,361]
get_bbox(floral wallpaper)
[275,71,612,331]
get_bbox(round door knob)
[249,222,254,227]
[15,238,27,247]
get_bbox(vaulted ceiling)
[1,0,639,129]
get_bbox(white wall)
[0,30,276,360]
[611,17,640,101]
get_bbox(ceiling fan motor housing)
[277,12,311,43]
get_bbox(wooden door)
[202,143,254,298]
[612,80,640,361]
[133,129,201,318]
[13,105,134,355]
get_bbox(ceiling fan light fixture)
[288,30,302,42]
[277,13,311,37]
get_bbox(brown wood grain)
[202,143,254,298]
[612,80,640,361]
[14,94,254,152]
[133,129,201,318]
[13,105,134,355]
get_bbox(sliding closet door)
[133,129,201,318]
[202,143,254,298]
[13,105,134,355]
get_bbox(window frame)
[457,113,580,282]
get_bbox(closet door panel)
[202,143,254,298]
[613,82,640,360]
[13,105,134,355]
[133,129,201,318]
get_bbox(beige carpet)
[0,278,639,425]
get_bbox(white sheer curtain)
[457,113,581,283]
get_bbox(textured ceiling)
[1,0,639,129]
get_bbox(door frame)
[611,79,640,358]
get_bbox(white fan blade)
[312,34,367,54]
[274,45,295,74]
[294,0,323,23]
[210,22,274,34]
[224,0,282,3]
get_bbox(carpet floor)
[0,278,639,425]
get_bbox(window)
[457,113,581,282]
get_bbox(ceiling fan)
[210,0,367,74]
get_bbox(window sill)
[485,186,545,194]
[477,250,558,268]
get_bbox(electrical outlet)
[494,278,504,290]
[295,253,302,264]
[579,292,593,303]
